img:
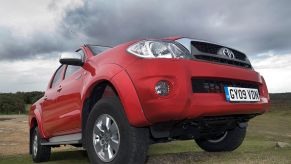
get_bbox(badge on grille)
[219,48,235,59]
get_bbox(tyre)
[31,127,51,162]
[86,97,149,164]
[195,126,246,152]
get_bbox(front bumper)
[126,58,270,124]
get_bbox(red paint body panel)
[111,70,149,126]
[29,37,270,139]
[126,58,269,123]
[29,102,47,138]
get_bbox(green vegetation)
[0,93,290,163]
[0,91,44,114]
[0,94,25,114]
[269,93,291,111]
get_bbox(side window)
[77,49,85,57]
[51,65,65,88]
[65,65,81,79]
[88,45,110,56]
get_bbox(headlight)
[127,40,192,59]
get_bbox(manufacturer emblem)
[220,48,235,59]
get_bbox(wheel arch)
[110,70,150,126]
[81,71,150,146]
[29,110,46,154]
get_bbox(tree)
[0,94,25,114]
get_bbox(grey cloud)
[1,0,291,61]
[62,0,291,56]
[0,26,82,60]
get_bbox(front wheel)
[195,126,246,152]
[86,97,149,164]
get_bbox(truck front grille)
[191,41,251,69]
[192,78,259,93]
[192,41,246,60]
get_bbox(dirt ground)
[0,115,29,156]
[1,113,291,164]
[0,115,77,157]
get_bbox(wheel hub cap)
[33,134,38,156]
[93,114,120,162]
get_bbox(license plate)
[224,86,260,102]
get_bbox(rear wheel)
[31,127,51,162]
[195,126,246,152]
[86,97,149,164]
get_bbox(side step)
[41,133,82,146]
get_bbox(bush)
[15,91,44,104]
[0,91,44,114]
[0,94,25,114]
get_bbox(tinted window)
[89,45,110,56]
[65,65,81,79]
[51,65,65,88]
[77,49,85,56]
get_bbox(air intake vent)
[192,78,259,93]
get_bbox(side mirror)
[59,52,84,66]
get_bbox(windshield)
[88,45,111,56]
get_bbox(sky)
[0,0,291,93]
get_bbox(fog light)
[155,80,170,96]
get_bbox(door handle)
[57,86,62,92]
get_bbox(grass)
[147,110,291,163]
[1,110,291,163]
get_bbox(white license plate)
[224,86,260,102]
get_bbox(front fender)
[111,70,150,127]
[81,63,150,127]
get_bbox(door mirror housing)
[59,52,84,66]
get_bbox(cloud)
[0,0,291,93]
[0,0,84,61]
[1,0,291,60]
[0,26,76,60]
[0,57,60,92]
[251,53,291,93]
[62,0,291,55]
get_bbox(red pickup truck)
[29,37,269,164]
